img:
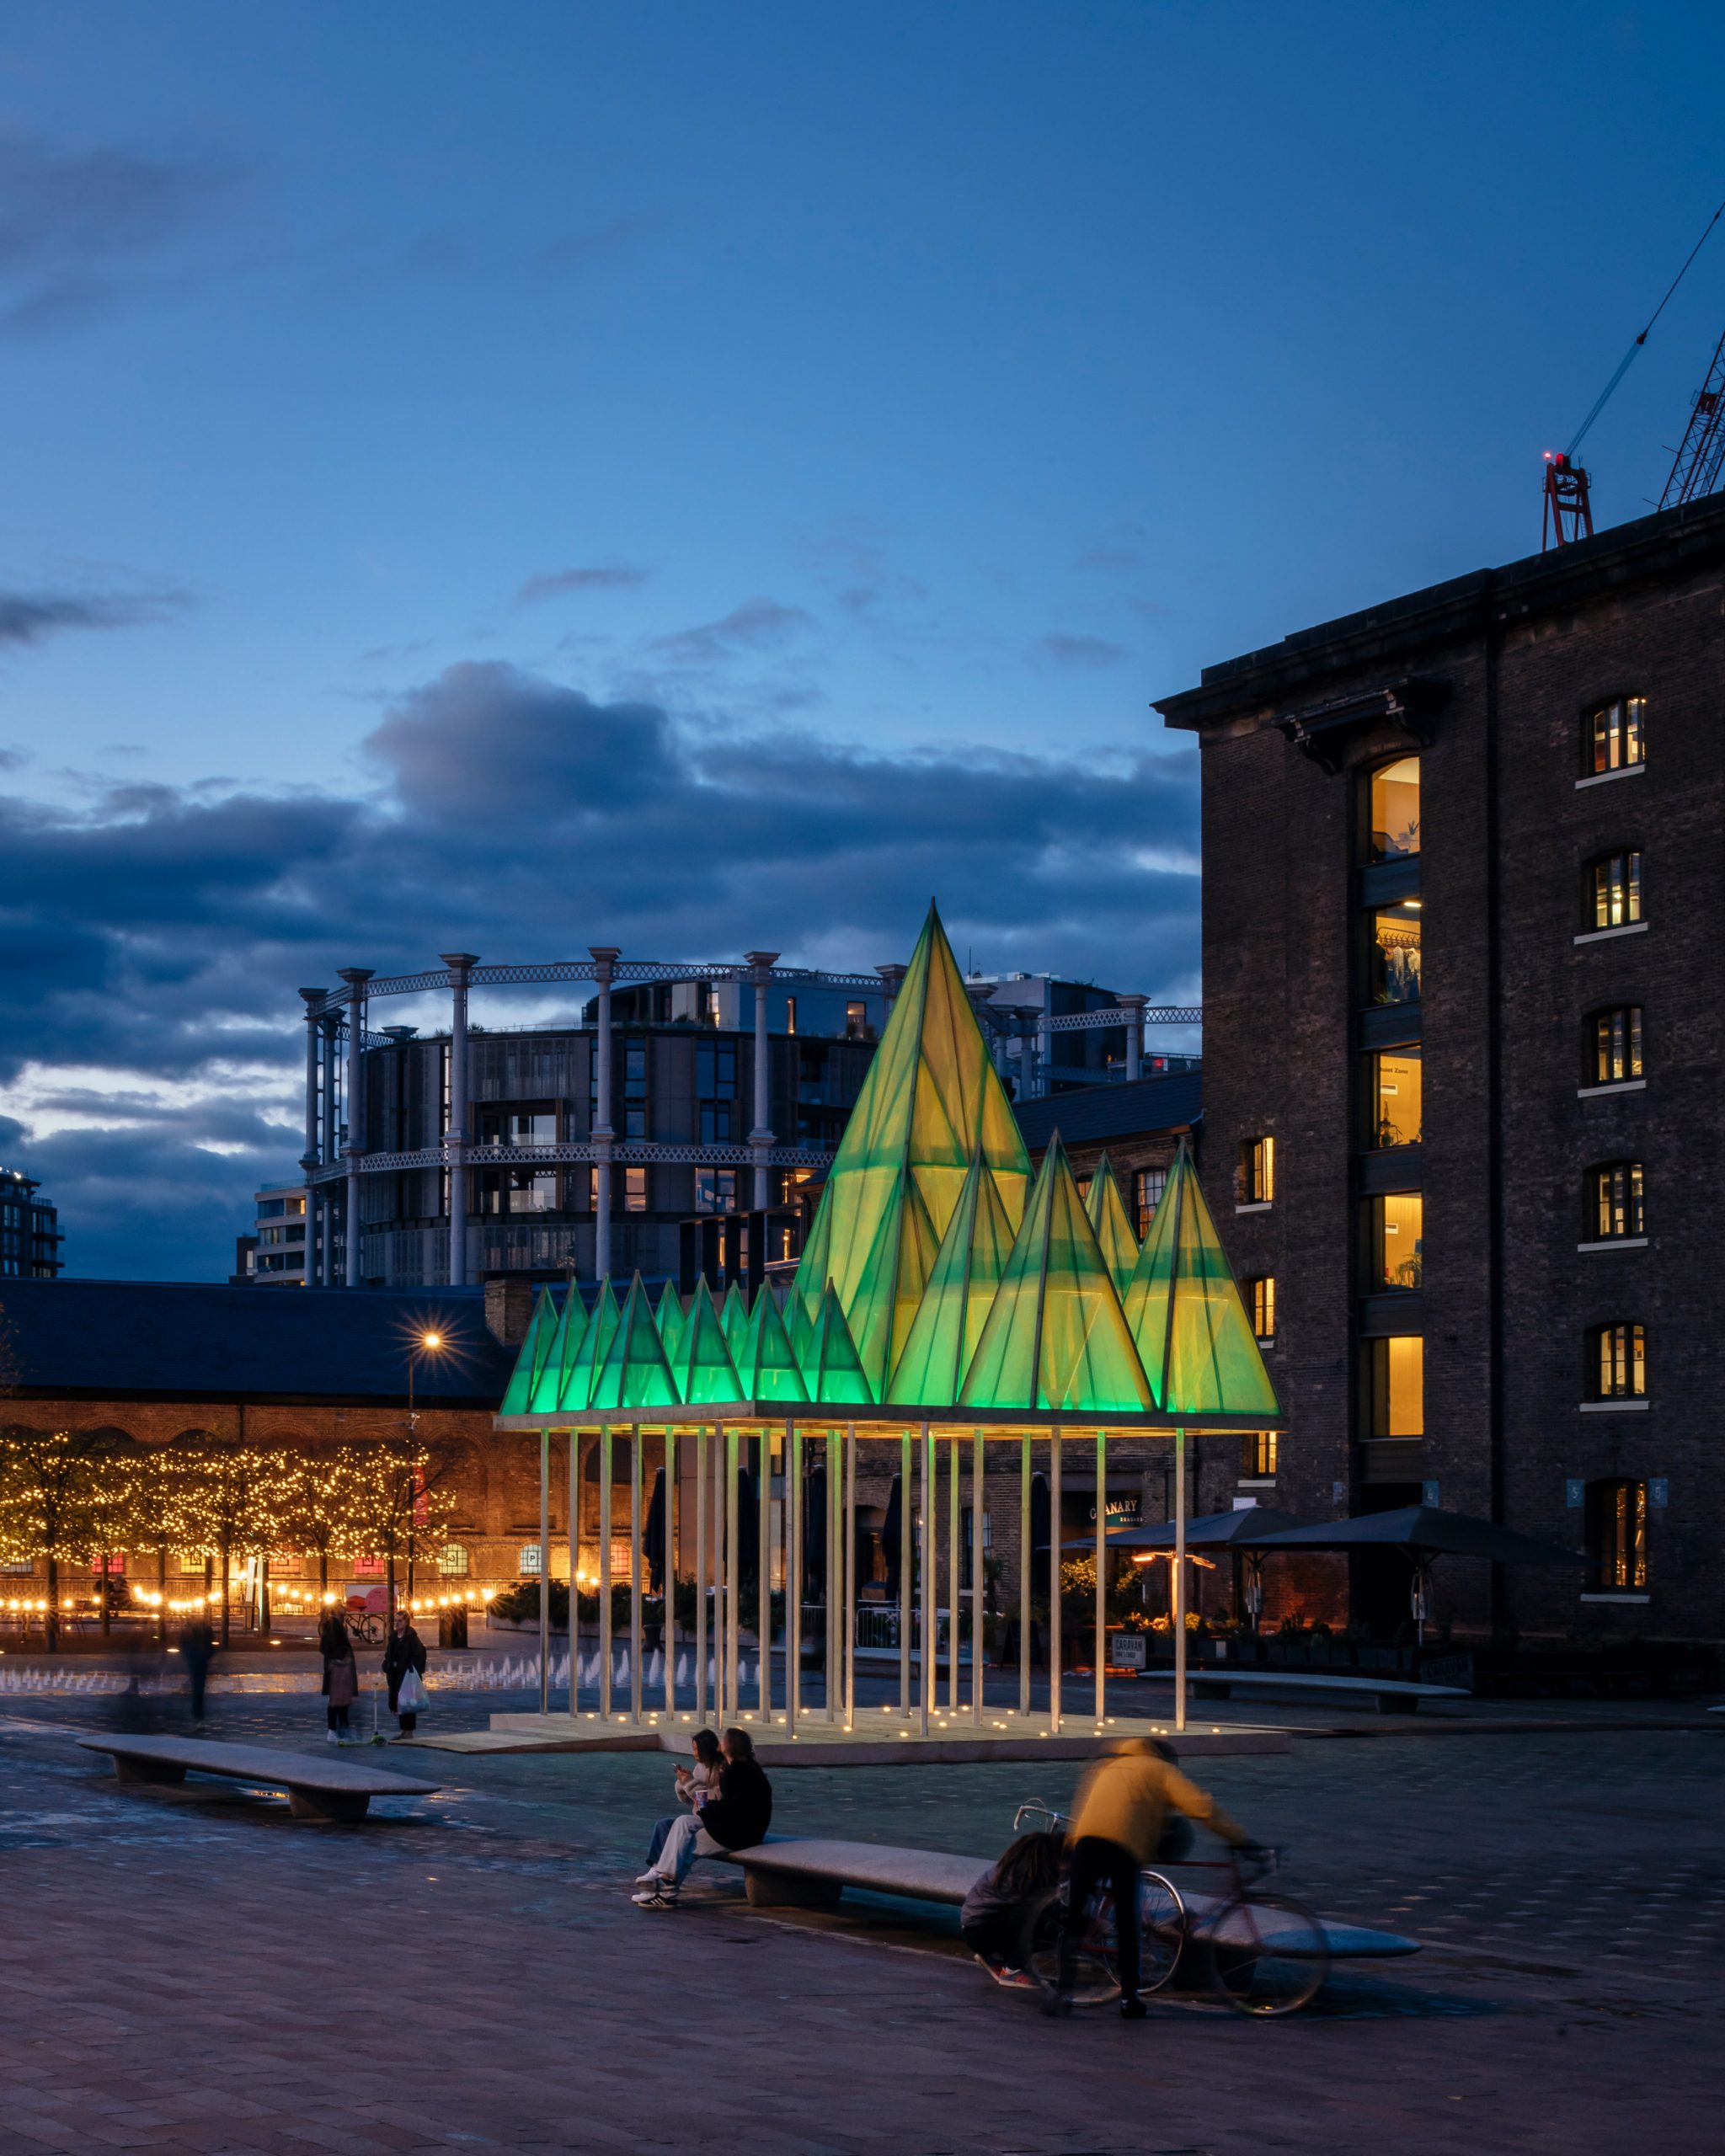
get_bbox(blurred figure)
[179,1613,216,1727]
[323,1621,359,1744]
[1049,1737,1257,2021]
[960,1831,1064,1988]
[382,1609,427,1741]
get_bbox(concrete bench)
[78,1735,440,1823]
[1143,1669,1470,1714]
[721,1835,1419,1963]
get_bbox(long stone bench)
[78,1735,440,1822]
[721,1835,1420,1962]
[1137,1669,1470,1714]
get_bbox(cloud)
[531,214,660,277]
[515,564,651,606]
[0,584,188,651]
[650,597,814,664]
[0,661,1198,1280]
[1030,632,1129,670]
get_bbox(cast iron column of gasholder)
[1118,993,1146,1083]
[320,1011,342,1282]
[441,954,479,1288]
[589,947,620,1281]
[745,950,780,1214]
[337,969,373,1287]
[299,989,324,1284]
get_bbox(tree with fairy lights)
[172,1436,298,1646]
[278,1445,377,1600]
[350,1433,461,1625]
[0,1423,136,1652]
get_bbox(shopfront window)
[1366,1046,1423,1148]
[1370,902,1422,1003]
[1367,755,1421,861]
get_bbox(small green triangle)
[1120,1140,1280,1419]
[590,1272,681,1411]
[560,1276,620,1413]
[533,1282,590,1413]
[1084,1151,1140,1296]
[887,1148,1016,1406]
[720,1282,750,1356]
[499,1287,560,1416]
[784,1283,815,1370]
[675,1278,747,1404]
[959,1134,1153,1414]
[655,1281,686,1366]
[802,1281,876,1405]
[737,1287,809,1404]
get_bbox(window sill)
[1235,1201,1273,1214]
[1577,1237,1648,1252]
[1237,1479,1277,1489]
[1575,763,1647,792]
[1578,1592,1649,1604]
[1579,1398,1649,1412]
[1574,921,1648,946]
[1577,1079,1646,1098]
[1254,1336,1277,1349]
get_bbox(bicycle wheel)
[1026,1895,1120,2008]
[1134,1870,1187,1995]
[1199,1890,1330,2016]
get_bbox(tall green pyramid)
[558,1275,619,1414]
[886,1147,1017,1406]
[1084,1152,1140,1296]
[1120,1140,1280,1419]
[537,1280,589,1413]
[959,1134,1153,1414]
[499,1287,560,1417]
[654,1281,686,1368]
[720,1282,750,1357]
[674,1278,746,1404]
[736,1286,809,1404]
[589,1273,681,1411]
[801,1282,875,1405]
[789,904,1031,1395]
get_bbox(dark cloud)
[1031,632,1130,670]
[0,584,188,650]
[516,564,651,606]
[0,661,1197,1279]
[531,215,660,277]
[651,598,814,664]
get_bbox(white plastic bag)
[397,1668,428,1715]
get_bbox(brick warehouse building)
[1156,494,1725,1648]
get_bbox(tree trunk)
[157,1545,167,1646]
[319,1547,329,1594]
[259,1555,270,1637]
[387,1550,396,1628]
[45,1555,59,1653]
[219,1545,231,1647]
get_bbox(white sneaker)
[326,1730,340,1744]
[635,1870,662,1886]
[632,1888,678,1909]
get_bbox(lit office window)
[624,1168,649,1214]
[1589,850,1642,930]
[1241,1431,1278,1478]
[1133,1167,1166,1237]
[1589,1006,1643,1085]
[1249,1276,1276,1342]
[1587,1162,1644,1241]
[1239,1136,1275,1204]
[1367,755,1421,860]
[1588,696,1646,776]
[1589,1321,1646,1400]
[1370,901,1423,1003]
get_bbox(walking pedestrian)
[381,1609,428,1741]
[322,1612,359,1743]
[179,1613,216,1726]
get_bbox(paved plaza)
[0,1674,1719,2156]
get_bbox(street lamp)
[401,1329,447,1623]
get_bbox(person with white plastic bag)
[382,1609,429,1741]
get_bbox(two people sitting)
[633,1726,772,1909]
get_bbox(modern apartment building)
[232,1183,315,1285]
[0,1166,62,1278]
[1156,494,1725,1645]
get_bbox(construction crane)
[1658,324,1725,507]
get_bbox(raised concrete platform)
[414,1707,1290,1763]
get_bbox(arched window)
[1588,1321,1646,1401]
[1585,1162,1645,1241]
[1586,850,1642,931]
[1366,755,1421,861]
[1587,1477,1648,1590]
[1588,1005,1643,1086]
[1586,696,1646,776]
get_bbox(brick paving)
[0,1689,1718,2155]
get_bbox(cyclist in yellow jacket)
[1049,1737,1258,2020]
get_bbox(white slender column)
[1049,1428,1062,1733]
[745,950,779,1213]
[920,1422,934,1735]
[1119,994,1146,1083]
[1019,1436,1031,1717]
[695,1426,708,1718]
[842,1426,857,1732]
[337,969,372,1287]
[663,1428,676,1720]
[441,953,478,1287]
[589,947,619,1282]
[1173,1427,1188,1736]
[1094,1428,1107,1729]
[972,1429,985,1727]
[599,1425,613,1718]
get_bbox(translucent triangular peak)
[959,1133,1153,1415]
[737,1287,809,1405]
[560,1276,620,1414]
[675,1278,746,1405]
[590,1273,681,1412]
[788,904,1031,1369]
[1120,1140,1280,1419]
[533,1282,590,1414]
[720,1282,750,1356]
[1085,1151,1140,1296]
[803,1282,876,1405]
[887,1149,1016,1406]
[499,1287,560,1417]
[654,1281,686,1368]
[846,1169,939,1399]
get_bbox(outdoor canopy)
[1063,1505,1316,1551]
[1254,1505,1586,1566]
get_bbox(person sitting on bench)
[960,1832,1064,1988]
[633,1726,772,1909]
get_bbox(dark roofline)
[1155,492,1725,729]
[1013,1068,1201,1150]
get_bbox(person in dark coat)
[381,1610,428,1740]
[633,1726,772,1908]
[320,1611,359,1742]
[179,1614,216,1725]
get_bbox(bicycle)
[344,1610,384,1646]
[1010,1801,1330,2017]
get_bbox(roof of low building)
[1013,1068,1201,1151]
[0,1278,515,1408]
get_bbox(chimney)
[483,1276,536,1347]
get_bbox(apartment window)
[477,1168,558,1215]
[1588,696,1646,776]
[1371,1052,1423,1155]
[259,1198,286,1219]
[845,1001,868,1041]
[1239,1135,1275,1205]
[622,1039,648,1139]
[1587,1477,1648,1591]
[1588,850,1642,930]
[1249,1276,1276,1343]
[1242,1431,1278,1478]
[1364,1335,1423,1436]
[1133,1167,1167,1238]
[1366,1192,1423,1290]
[1587,1161,1644,1241]
[1589,1005,1643,1086]
[1369,901,1422,1004]
[1589,1321,1646,1400]
[1367,755,1421,861]
[437,1543,470,1577]
[478,1107,556,1146]
[696,1168,738,1214]
[624,1167,648,1214]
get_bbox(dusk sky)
[3,2,1723,1278]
